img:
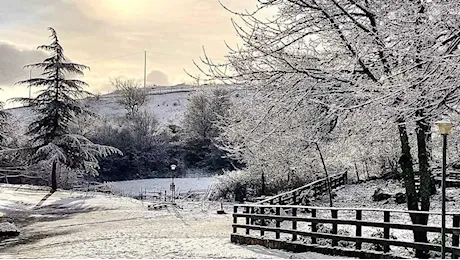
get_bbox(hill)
[6,84,243,132]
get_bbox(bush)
[89,112,172,181]
[211,168,316,200]
[212,170,258,200]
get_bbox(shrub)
[89,112,172,181]
[212,170,258,200]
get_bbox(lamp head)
[170,164,177,171]
[435,120,453,135]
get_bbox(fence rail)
[232,204,460,258]
[256,172,347,205]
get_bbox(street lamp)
[436,120,453,259]
[170,164,176,203]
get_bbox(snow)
[7,88,191,131]
[0,184,339,258]
[308,179,460,258]
[6,84,247,131]
[109,177,215,196]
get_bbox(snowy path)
[0,185,339,259]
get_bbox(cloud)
[147,70,169,86]
[0,42,47,85]
[0,0,261,107]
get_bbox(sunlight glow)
[80,0,150,21]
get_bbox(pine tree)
[14,27,121,191]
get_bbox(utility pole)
[144,51,147,89]
[28,69,32,99]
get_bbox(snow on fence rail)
[231,204,460,258]
[256,172,347,205]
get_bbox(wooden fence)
[256,172,347,205]
[414,170,460,189]
[232,204,460,258]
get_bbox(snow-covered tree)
[13,27,121,191]
[182,88,235,171]
[198,1,460,256]
[183,88,231,142]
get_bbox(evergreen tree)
[14,27,121,191]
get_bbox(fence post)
[356,210,362,250]
[279,196,283,205]
[245,206,250,235]
[332,209,338,247]
[311,208,317,244]
[276,207,281,239]
[293,191,297,205]
[260,207,265,237]
[292,207,298,241]
[384,211,390,253]
[453,215,460,259]
[233,205,238,233]
[251,207,255,225]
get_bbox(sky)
[0,0,259,108]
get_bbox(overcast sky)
[0,0,258,107]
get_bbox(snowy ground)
[308,179,460,258]
[109,177,214,197]
[0,184,339,259]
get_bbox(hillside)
[6,84,244,132]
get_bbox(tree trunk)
[364,159,370,180]
[398,120,429,257]
[397,120,418,209]
[261,171,266,196]
[354,162,360,183]
[315,142,333,207]
[51,161,57,191]
[414,114,430,258]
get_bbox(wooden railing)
[256,172,347,205]
[413,170,460,190]
[232,204,460,258]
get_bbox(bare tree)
[111,78,148,116]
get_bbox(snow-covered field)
[6,84,248,131]
[109,177,214,197]
[7,86,192,131]
[0,184,338,259]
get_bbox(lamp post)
[436,120,453,259]
[170,164,176,204]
